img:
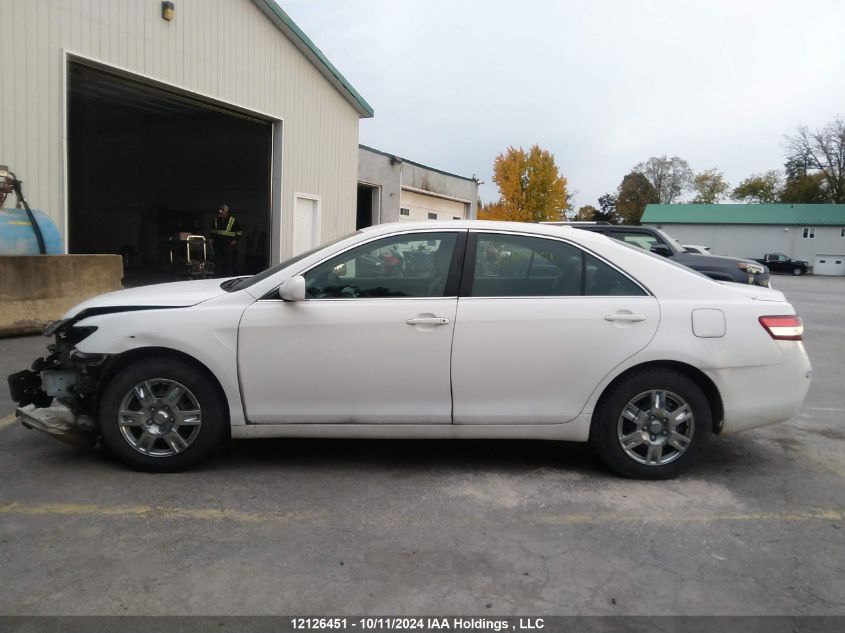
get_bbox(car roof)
[359,220,610,244]
[359,220,627,254]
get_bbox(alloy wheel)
[616,389,695,466]
[117,378,203,457]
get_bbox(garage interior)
[68,62,273,285]
[356,183,379,229]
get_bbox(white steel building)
[642,204,845,276]
[0,0,373,277]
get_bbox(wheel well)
[96,347,230,429]
[594,361,724,434]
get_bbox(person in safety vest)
[211,204,243,277]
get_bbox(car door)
[451,231,660,425]
[238,230,466,424]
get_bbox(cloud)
[281,0,845,206]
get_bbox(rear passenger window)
[470,233,645,297]
[584,253,646,296]
[472,234,582,297]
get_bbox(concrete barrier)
[0,255,123,336]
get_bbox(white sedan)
[9,221,812,479]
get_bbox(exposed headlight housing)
[738,262,765,275]
[43,318,70,337]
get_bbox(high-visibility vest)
[212,216,243,238]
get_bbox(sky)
[279,0,845,208]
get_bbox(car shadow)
[219,437,607,476]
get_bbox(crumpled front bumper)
[16,403,94,447]
[7,343,105,446]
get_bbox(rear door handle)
[604,314,646,322]
[406,317,450,325]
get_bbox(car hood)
[720,282,787,302]
[63,278,231,319]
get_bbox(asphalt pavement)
[0,274,843,615]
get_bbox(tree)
[784,118,845,203]
[780,172,829,203]
[691,168,730,204]
[574,204,600,221]
[633,155,693,203]
[732,171,782,203]
[596,193,619,223]
[489,145,569,222]
[615,172,658,223]
[477,201,508,220]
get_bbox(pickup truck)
[753,253,810,276]
[543,223,771,287]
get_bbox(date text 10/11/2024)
[290,618,546,631]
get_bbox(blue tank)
[0,208,62,255]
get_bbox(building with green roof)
[641,204,845,275]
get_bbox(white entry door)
[293,195,320,255]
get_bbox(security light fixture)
[161,1,175,21]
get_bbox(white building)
[0,0,372,277]
[642,204,845,275]
[357,145,478,228]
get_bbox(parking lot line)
[0,500,841,527]
[0,413,17,431]
[535,508,844,526]
[0,501,320,524]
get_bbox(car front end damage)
[7,317,108,446]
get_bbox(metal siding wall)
[645,223,845,262]
[0,0,360,259]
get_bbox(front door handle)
[604,314,646,322]
[406,316,450,326]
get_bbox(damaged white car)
[8,221,812,478]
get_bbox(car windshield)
[652,228,685,253]
[221,231,361,292]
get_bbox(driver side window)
[304,232,458,299]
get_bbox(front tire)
[792,267,803,276]
[591,368,711,479]
[99,358,228,472]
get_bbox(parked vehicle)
[8,221,811,479]
[683,244,711,255]
[544,223,770,287]
[753,253,810,276]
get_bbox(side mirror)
[278,275,306,302]
[650,244,672,258]
[332,263,347,276]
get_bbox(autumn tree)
[489,145,569,222]
[477,201,508,220]
[732,171,782,203]
[633,155,693,203]
[615,172,658,223]
[691,168,730,204]
[785,118,845,203]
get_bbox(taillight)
[759,315,803,341]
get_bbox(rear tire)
[99,358,228,472]
[590,368,711,479]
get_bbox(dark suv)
[545,223,770,287]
